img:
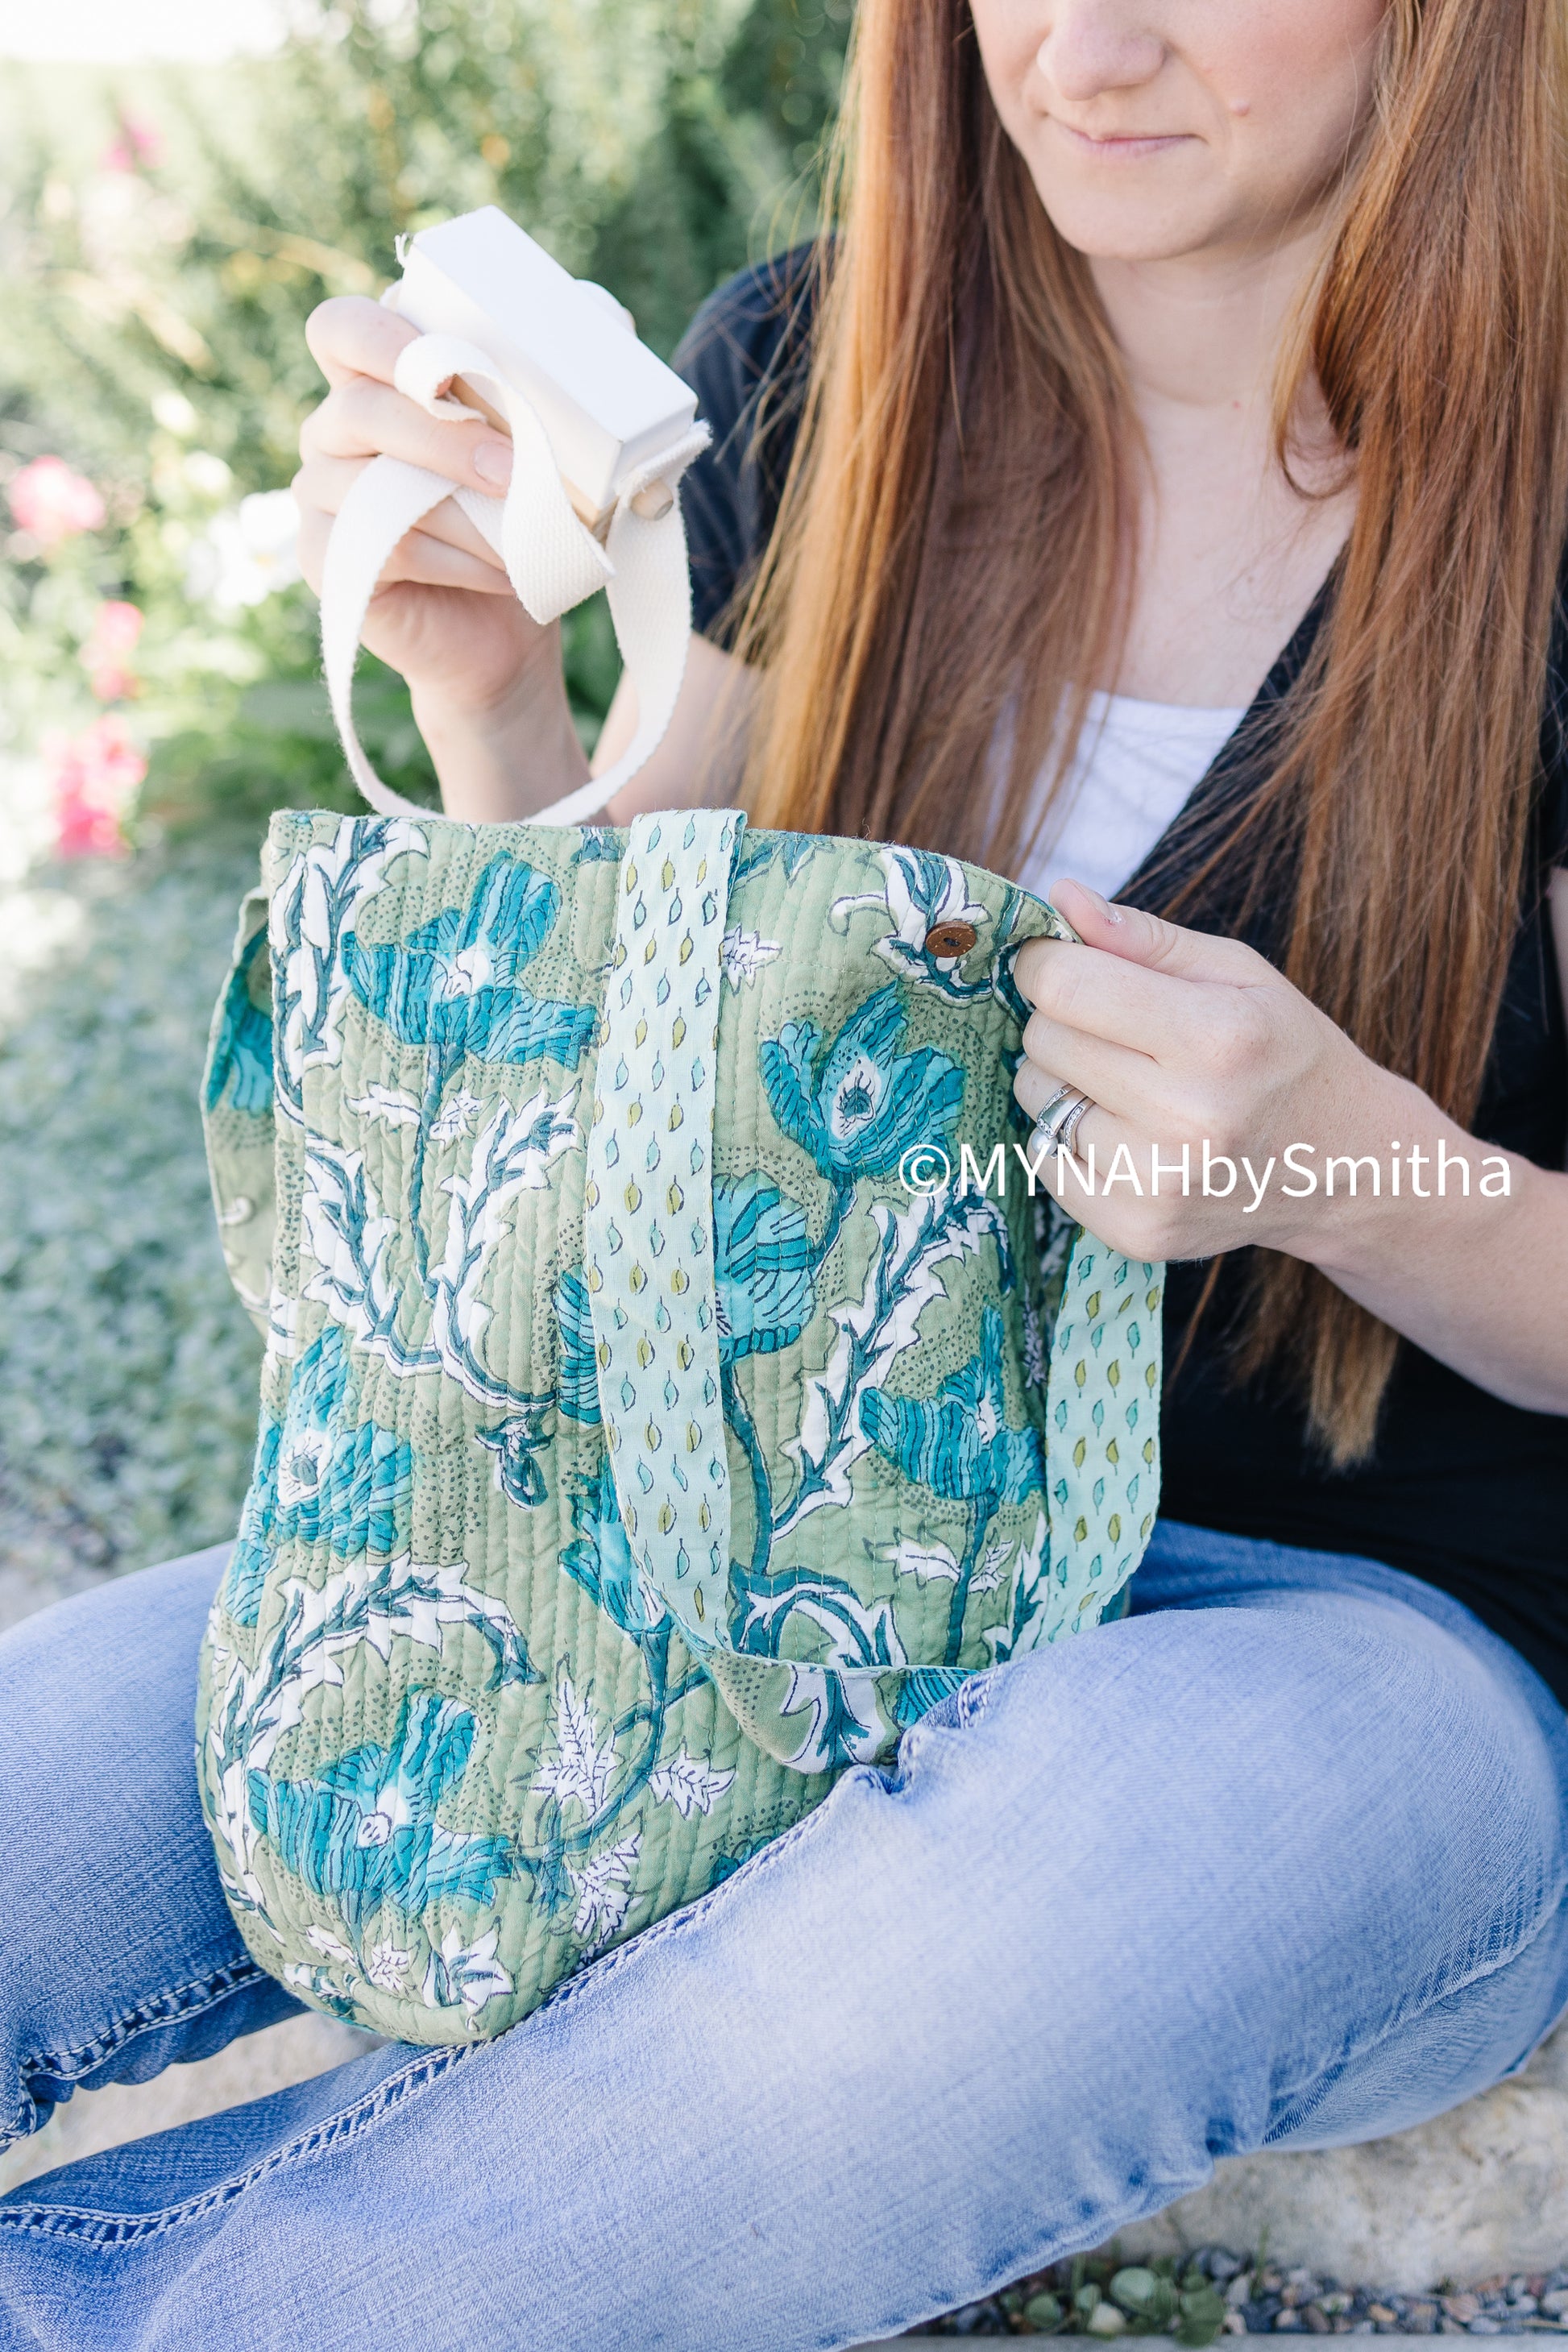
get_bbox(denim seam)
[0,2043,474,2243]
[5,1960,274,2149]
[0,1767,871,2233]
[0,1797,865,2238]
[531,1758,866,2019]
[1263,1864,1568,2131]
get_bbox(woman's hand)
[1012,877,1568,1412]
[1014,879,1474,1268]
[294,295,587,819]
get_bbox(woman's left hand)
[1012,877,1404,1267]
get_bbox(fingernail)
[472,440,512,487]
[1065,878,1122,924]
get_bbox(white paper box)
[386,205,699,523]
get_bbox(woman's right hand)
[293,295,589,819]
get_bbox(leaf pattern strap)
[583,808,743,1655]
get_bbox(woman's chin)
[1035,202,1232,269]
[1027,168,1253,271]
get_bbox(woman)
[2,1,1566,2342]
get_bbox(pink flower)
[102,113,164,174]
[46,715,147,859]
[10,457,106,549]
[82,599,143,700]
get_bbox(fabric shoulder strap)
[585,807,741,1653]
[317,330,710,828]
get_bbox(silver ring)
[1054,1092,1093,1159]
[1030,1083,1077,1146]
[1029,1085,1093,1161]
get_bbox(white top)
[1014,689,1245,908]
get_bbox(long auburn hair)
[734,0,1568,1465]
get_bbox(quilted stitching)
[196,813,1164,2043]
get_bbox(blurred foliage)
[0,1,848,1578]
[0,0,850,836]
[0,837,268,1573]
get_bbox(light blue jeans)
[3,1522,1567,2352]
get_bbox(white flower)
[568,1834,642,1945]
[720,927,781,990]
[433,943,494,998]
[830,846,989,980]
[187,489,301,611]
[532,1670,616,1817]
[276,1425,333,1509]
[152,388,199,437]
[367,1939,413,1991]
[648,1748,736,1819]
[430,1089,481,1143]
[346,1083,422,1130]
[183,450,233,500]
[422,1926,512,2016]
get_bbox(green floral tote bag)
[197,803,1164,2043]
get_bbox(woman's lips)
[1051,119,1193,160]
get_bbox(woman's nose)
[1034,0,1168,104]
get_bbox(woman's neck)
[1089,219,1327,421]
[1085,222,1354,707]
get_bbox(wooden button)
[923,919,977,957]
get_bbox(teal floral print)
[552,1269,601,1424]
[561,1462,666,1643]
[761,986,964,1187]
[205,929,274,1117]
[346,852,597,1080]
[344,850,598,1256]
[861,1305,1043,1511]
[475,1402,553,1510]
[862,1302,1045,1662]
[247,1686,514,1931]
[226,1324,413,1626]
[712,1176,815,1361]
[199,807,1163,2045]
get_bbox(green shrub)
[0,0,848,1576]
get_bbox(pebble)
[920,2248,1568,2337]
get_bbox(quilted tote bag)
[198,808,1164,2043]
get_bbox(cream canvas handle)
[317,330,710,826]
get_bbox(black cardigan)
[671,250,1568,1703]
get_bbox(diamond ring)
[1029,1085,1094,1162]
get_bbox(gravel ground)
[925,2252,1568,2338]
[0,769,263,1616]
